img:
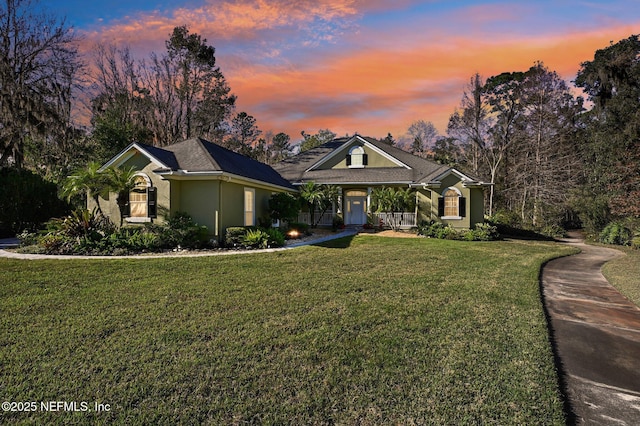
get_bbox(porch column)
[367,187,372,213]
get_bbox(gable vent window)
[346,146,368,168]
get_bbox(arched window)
[438,187,465,219]
[443,188,459,217]
[126,173,156,221]
[129,175,149,217]
[347,146,367,168]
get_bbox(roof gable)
[274,135,451,185]
[99,142,179,171]
[101,138,293,190]
[306,135,411,171]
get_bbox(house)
[273,135,490,229]
[92,137,295,240]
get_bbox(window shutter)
[459,196,466,217]
[362,153,368,166]
[438,197,445,217]
[147,187,157,218]
[123,196,130,217]
[346,155,351,166]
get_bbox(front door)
[346,196,367,225]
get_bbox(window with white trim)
[125,173,157,221]
[347,146,367,168]
[438,187,465,219]
[130,176,149,217]
[444,189,459,217]
[244,188,255,226]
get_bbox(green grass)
[602,246,640,307]
[0,236,575,424]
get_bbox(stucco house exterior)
[91,137,295,241]
[273,135,490,229]
[94,134,489,238]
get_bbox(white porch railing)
[372,212,416,229]
[297,211,334,227]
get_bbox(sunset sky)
[41,0,640,143]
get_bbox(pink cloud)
[73,0,640,143]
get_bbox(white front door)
[346,196,367,225]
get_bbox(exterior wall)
[426,174,485,229]
[88,154,171,226]
[416,189,433,224]
[468,187,485,228]
[177,180,221,236]
[317,142,400,170]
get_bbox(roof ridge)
[192,137,222,170]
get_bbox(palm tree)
[299,182,340,227]
[61,162,109,215]
[105,166,138,226]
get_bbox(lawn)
[602,246,640,307]
[0,235,575,424]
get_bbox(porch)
[297,211,417,229]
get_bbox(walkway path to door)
[541,232,640,425]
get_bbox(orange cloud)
[74,0,640,144]
[228,23,640,141]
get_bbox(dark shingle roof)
[142,138,294,189]
[274,135,451,185]
[136,143,180,170]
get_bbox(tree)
[105,166,137,226]
[575,35,640,222]
[447,74,489,176]
[90,45,154,163]
[62,162,110,214]
[299,129,336,152]
[371,187,415,231]
[226,112,261,157]
[430,137,461,166]
[381,133,395,145]
[509,63,582,226]
[268,192,300,224]
[0,0,83,168]
[122,25,235,147]
[299,182,339,227]
[269,132,293,163]
[407,120,438,157]
[165,26,235,141]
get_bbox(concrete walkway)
[0,229,357,260]
[542,233,640,425]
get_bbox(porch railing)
[371,212,416,229]
[297,211,334,227]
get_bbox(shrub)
[225,227,251,248]
[418,221,499,241]
[242,229,270,249]
[269,192,300,224]
[159,212,209,248]
[332,214,344,231]
[599,222,633,246]
[264,228,285,247]
[0,168,70,237]
[539,224,567,239]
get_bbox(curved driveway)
[542,233,640,425]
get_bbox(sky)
[39,0,640,143]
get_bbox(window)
[129,176,149,217]
[438,187,466,219]
[126,174,156,221]
[244,188,255,226]
[347,146,368,168]
[444,189,459,217]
